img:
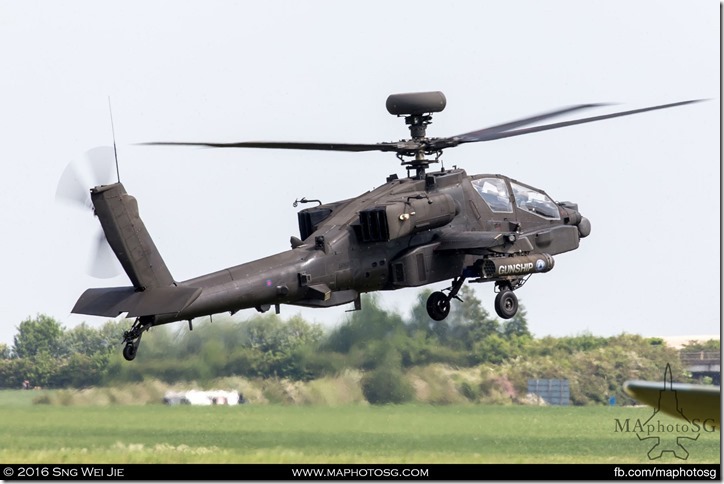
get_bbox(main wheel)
[426,291,451,321]
[123,342,137,361]
[494,290,518,319]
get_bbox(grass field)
[0,390,718,464]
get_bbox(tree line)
[1,287,712,405]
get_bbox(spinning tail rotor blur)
[55,146,123,279]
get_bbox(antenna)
[108,96,121,183]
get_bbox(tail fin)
[72,182,202,319]
[90,182,174,290]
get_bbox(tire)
[123,343,137,361]
[426,291,451,321]
[495,290,518,319]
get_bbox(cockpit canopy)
[472,176,560,220]
[471,178,512,213]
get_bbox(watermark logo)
[614,364,717,460]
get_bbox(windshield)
[472,178,513,213]
[511,182,560,219]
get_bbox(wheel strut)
[447,276,465,302]
[426,276,466,321]
[122,317,153,361]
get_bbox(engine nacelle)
[481,253,555,279]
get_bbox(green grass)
[0,389,51,406]
[0,391,718,464]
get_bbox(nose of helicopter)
[559,202,591,238]
[577,216,591,238]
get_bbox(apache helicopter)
[59,91,700,361]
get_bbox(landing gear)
[123,341,138,361]
[494,283,518,319]
[423,276,521,321]
[426,291,450,321]
[425,276,465,321]
[122,317,153,361]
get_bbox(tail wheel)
[494,290,518,319]
[426,291,451,321]
[122,318,149,361]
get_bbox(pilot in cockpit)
[473,178,512,212]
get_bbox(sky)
[0,0,719,348]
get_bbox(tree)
[473,333,512,364]
[59,323,106,357]
[0,358,36,388]
[406,289,436,334]
[361,367,414,404]
[501,302,531,339]
[243,314,323,355]
[406,286,499,349]
[681,339,720,352]
[12,314,64,359]
[405,289,455,347]
[325,294,405,353]
[447,286,490,327]
[96,320,129,352]
[447,286,499,351]
[0,343,10,359]
[54,353,105,388]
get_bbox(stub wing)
[435,230,534,254]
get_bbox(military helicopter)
[59,91,701,361]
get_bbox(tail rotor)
[56,146,122,279]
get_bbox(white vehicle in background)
[163,389,243,406]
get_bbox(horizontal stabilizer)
[72,285,202,318]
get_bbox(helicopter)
[60,91,701,361]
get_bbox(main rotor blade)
[449,103,608,144]
[142,106,604,155]
[142,140,402,153]
[142,99,704,157]
[451,99,705,145]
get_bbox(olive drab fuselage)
[67,90,697,360]
[150,167,588,325]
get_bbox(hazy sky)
[0,0,719,347]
